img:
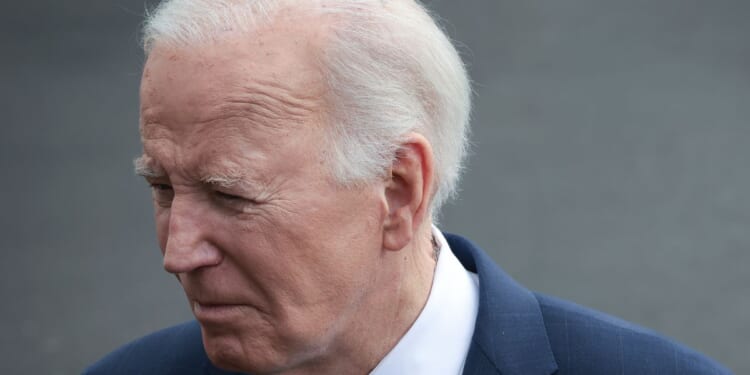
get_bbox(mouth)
[192,301,247,322]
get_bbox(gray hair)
[142,0,472,216]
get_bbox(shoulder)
[83,320,239,375]
[534,293,733,375]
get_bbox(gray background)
[1,1,747,374]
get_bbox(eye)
[214,190,244,202]
[150,183,173,191]
[149,183,174,207]
[212,190,261,210]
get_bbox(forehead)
[138,20,330,180]
[140,21,327,126]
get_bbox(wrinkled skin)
[137,19,436,375]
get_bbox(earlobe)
[382,134,434,251]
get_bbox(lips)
[192,301,247,322]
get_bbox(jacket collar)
[445,233,558,375]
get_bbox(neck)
[285,223,438,374]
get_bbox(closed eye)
[214,190,244,202]
[148,182,174,207]
[150,183,173,191]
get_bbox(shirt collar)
[370,227,480,374]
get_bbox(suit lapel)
[445,233,558,375]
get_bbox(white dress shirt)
[370,227,480,374]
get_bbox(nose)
[162,198,222,274]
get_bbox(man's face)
[138,28,388,372]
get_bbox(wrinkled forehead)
[139,16,330,131]
[137,20,333,184]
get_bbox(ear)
[382,133,435,251]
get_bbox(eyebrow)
[201,173,245,189]
[133,155,165,178]
[134,154,248,189]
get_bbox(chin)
[201,333,246,372]
[201,327,294,374]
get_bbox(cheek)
[262,200,379,298]
[219,209,330,299]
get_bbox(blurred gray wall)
[1,1,747,373]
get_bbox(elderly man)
[86,0,730,374]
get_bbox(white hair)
[142,0,472,216]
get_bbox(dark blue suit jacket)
[85,233,732,374]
